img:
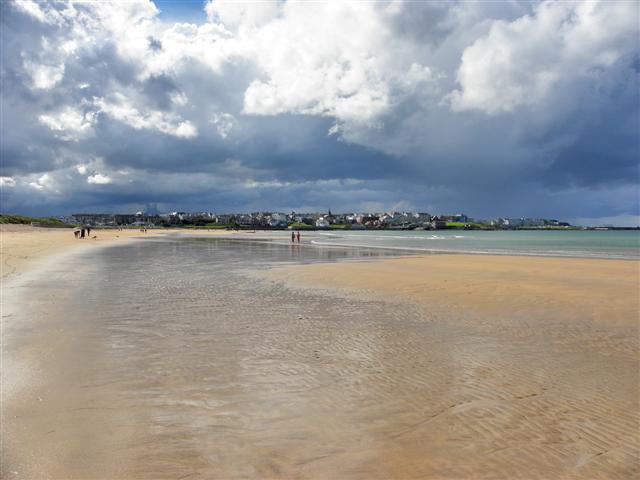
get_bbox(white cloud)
[12,0,48,23]
[21,31,71,90]
[28,173,57,192]
[87,173,112,185]
[170,91,188,106]
[23,59,65,90]
[240,2,435,124]
[14,0,163,86]
[205,0,280,29]
[94,93,197,138]
[39,107,96,141]
[449,0,639,113]
[12,0,435,128]
[0,177,17,188]
[211,113,235,138]
[76,164,88,175]
[139,22,237,79]
[174,122,197,138]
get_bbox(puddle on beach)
[2,237,637,479]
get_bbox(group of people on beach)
[73,227,91,239]
[291,231,301,243]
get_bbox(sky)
[1,0,638,226]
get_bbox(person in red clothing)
[296,231,301,243]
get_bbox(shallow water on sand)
[2,237,638,479]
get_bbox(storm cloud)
[1,0,638,225]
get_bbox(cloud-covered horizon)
[1,0,638,225]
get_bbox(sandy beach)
[0,225,166,282]
[271,254,640,329]
[1,232,638,479]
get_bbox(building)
[72,213,161,226]
[235,214,254,226]
[430,216,448,229]
[267,213,288,228]
[72,213,115,226]
[315,217,330,228]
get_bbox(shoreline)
[2,226,638,284]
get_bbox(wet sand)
[0,224,240,282]
[2,236,639,479]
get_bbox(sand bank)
[271,254,640,328]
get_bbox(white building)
[315,218,330,228]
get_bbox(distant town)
[49,210,631,230]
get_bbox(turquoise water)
[308,230,640,260]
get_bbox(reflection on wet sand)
[2,237,638,479]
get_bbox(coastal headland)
[1,227,638,479]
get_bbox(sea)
[304,229,640,260]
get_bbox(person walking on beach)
[86,227,91,237]
[80,228,85,239]
[291,231,295,243]
[296,231,301,243]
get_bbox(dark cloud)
[0,0,638,225]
